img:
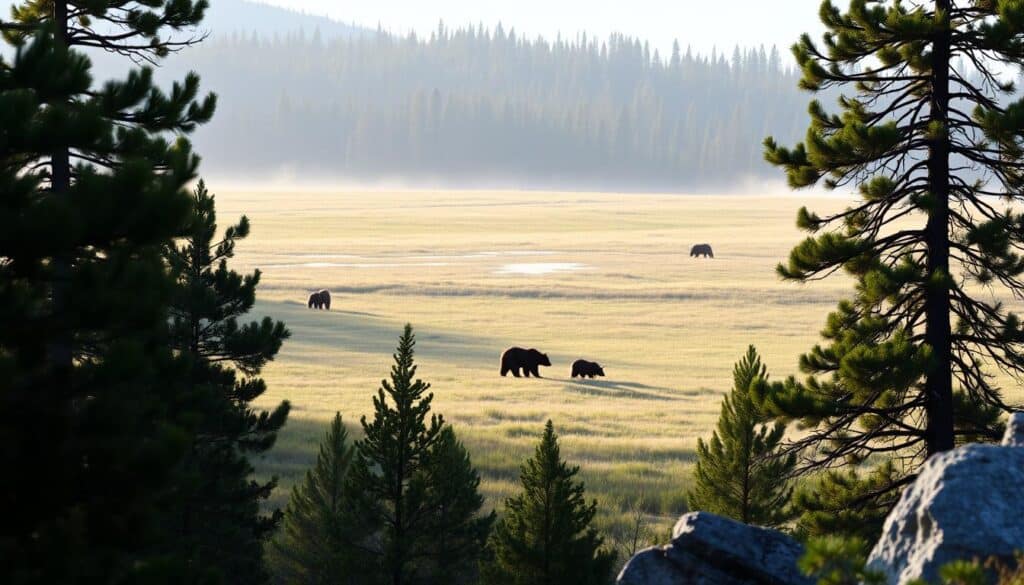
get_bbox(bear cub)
[571,359,605,378]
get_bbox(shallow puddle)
[495,262,585,275]
[272,261,452,268]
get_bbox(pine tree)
[481,420,616,585]
[5,0,212,373]
[791,461,901,544]
[346,324,491,585]
[761,0,1023,532]
[418,427,496,584]
[166,180,291,583]
[687,346,795,528]
[1,2,213,580]
[798,536,885,585]
[269,413,364,585]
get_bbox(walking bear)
[307,289,331,310]
[500,347,551,378]
[690,244,714,258]
[571,359,605,379]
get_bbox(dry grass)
[211,188,1023,543]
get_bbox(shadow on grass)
[256,413,694,519]
[248,299,694,521]
[251,299,503,366]
[559,378,678,401]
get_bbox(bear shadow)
[560,378,676,401]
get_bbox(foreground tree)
[346,324,491,585]
[0,3,213,580]
[798,536,884,585]
[762,0,1023,530]
[481,420,616,585]
[791,461,902,544]
[4,0,212,376]
[418,426,496,584]
[166,180,291,583]
[687,346,796,528]
[269,413,363,585]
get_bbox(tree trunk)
[393,459,405,585]
[48,1,72,374]
[923,0,956,456]
[741,424,752,524]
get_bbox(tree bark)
[48,1,73,374]
[923,0,956,456]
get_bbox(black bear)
[307,289,331,310]
[571,359,605,378]
[690,244,714,258]
[500,347,551,378]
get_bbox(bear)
[500,347,552,378]
[571,359,605,379]
[307,291,322,309]
[307,289,331,310]
[690,243,714,258]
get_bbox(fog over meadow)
[80,0,830,192]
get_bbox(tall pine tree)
[481,420,616,585]
[166,180,291,583]
[5,0,211,375]
[687,346,796,528]
[346,324,491,585]
[1,2,213,580]
[269,413,365,585]
[762,0,1023,532]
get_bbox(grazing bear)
[307,289,332,310]
[500,347,552,378]
[571,359,605,379]
[690,243,714,258]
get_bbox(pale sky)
[260,0,826,55]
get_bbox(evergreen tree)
[798,536,884,585]
[481,420,616,585]
[418,427,496,584]
[5,0,212,373]
[687,346,795,528]
[166,179,291,583]
[762,0,1023,532]
[1,0,213,579]
[269,413,364,585]
[791,461,901,544]
[346,324,490,585]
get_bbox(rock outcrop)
[619,413,1024,585]
[866,412,1024,584]
[617,512,811,585]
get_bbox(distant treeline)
[131,23,821,190]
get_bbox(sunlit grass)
[218,188,1024,549]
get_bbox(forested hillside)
[123,20,816,190]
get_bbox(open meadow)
[213,189,1023,543]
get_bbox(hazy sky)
[260,0,826,55]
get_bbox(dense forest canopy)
[88,13,817,191]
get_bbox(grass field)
[211,188,1021,550]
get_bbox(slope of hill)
[201,0,369,40]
